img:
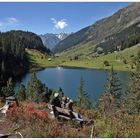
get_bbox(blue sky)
[0,2,130,35]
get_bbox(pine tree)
[98,65,122,115]
[77,77,92,109]
[123,50,140,114]
[16,84,26,101]
[26,73,44,102]
[105,65,122,105]
[7,78,15,96]
[1,77,15,97]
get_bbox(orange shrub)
[7,102,49,122]
[33,110,48,120]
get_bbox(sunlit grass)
[25,44,140,72]
[61,45,140,71]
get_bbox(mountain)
[53,3,140,54]
[56,33,69,40]
[1,30,51,53]
[40,33,69,50]
[40,33,60,50]
[95,22,140,54]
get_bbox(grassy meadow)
[26,44,140,72]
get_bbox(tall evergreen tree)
[16,84,26,101]
[105,65,122,103]
[123,50,140,114]
[1,77,15,97]
[76,77,92,109]
[26,73,44,102]
[98,65,122,115]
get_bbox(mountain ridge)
[53,3,140,54]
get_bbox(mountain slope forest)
[53,3,140,55]
[0,30,51,86]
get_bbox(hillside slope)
[0,30,50,85]
[60,44,140,71]
[53,3,140,53]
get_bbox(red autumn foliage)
[23,103,48,120]
[7,102,48,121]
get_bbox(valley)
[60,44,140,71]
[0,2,140,138]
[26,44,140,72]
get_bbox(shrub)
[7,102,49,123]
[100,129,117,138]
[130,54,134,58]
[74,56,78,60]
[103,61,110,66]
[122,58,127,64]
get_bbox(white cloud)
[6,17,19,24]
[0,17,19,29]
[51,18,68,30]
[55,20,68,29]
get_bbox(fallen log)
[50,105,93,125]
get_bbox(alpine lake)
[15,67,129,102]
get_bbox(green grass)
[59,41,95,59]
[26,49,67,71]
[26,44,140,72]
[61,45,140,71]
